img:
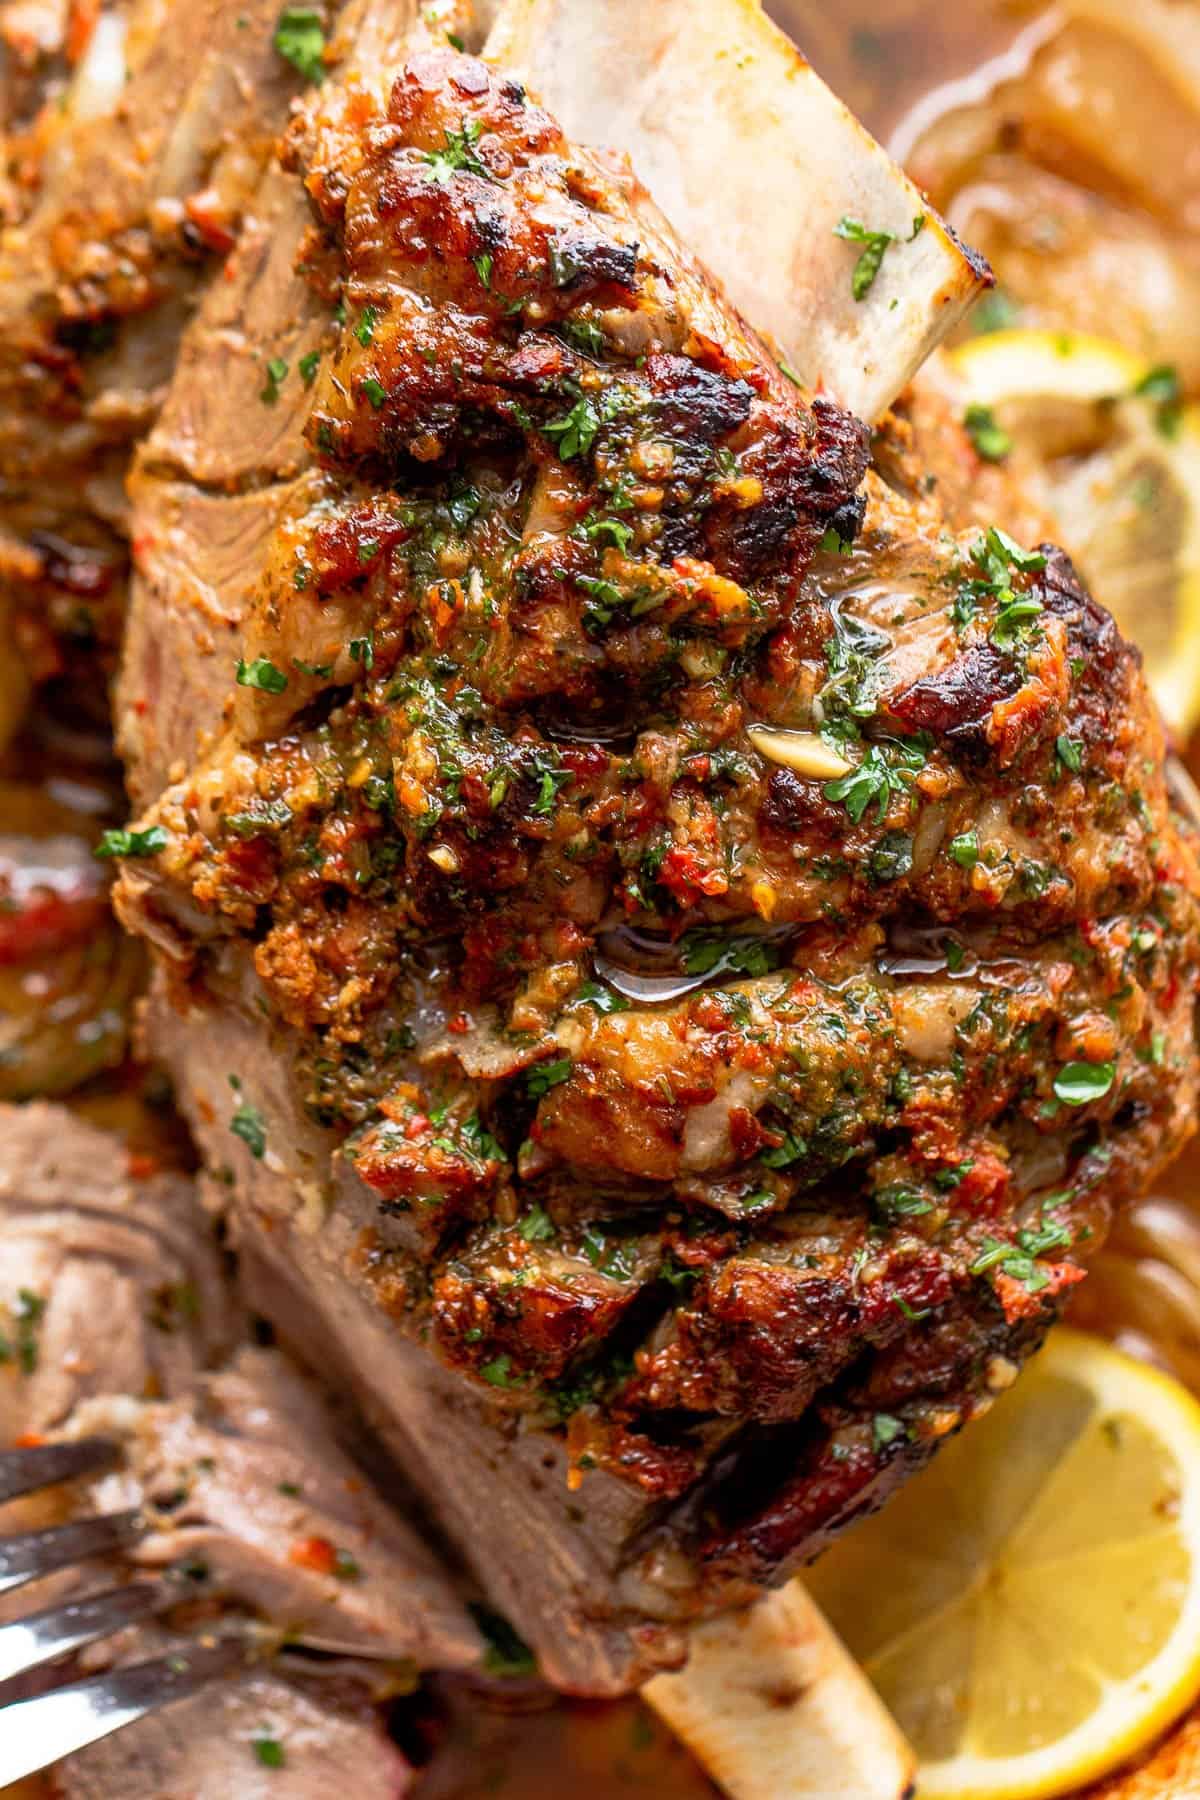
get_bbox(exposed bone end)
[484,0,990,422]
[643,1580,916,1799]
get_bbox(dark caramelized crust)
[116,49,1200,1599]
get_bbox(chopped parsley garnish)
[874,1183,933,1220]
[869,830,913,885]
[872,1412,905,1451]
[991,592,1044,649]
[1134,364,1182,439]
[230,1098,267,1159]
[559,317,607,358]
[679,930,781,979]
[949,830,979,869]
[526,1056,573,1099]
[1,1289,47,1374]
[824,736,928,824]
[963,404,1012,462]
[226,799,292,839]
[761,1131,808,1170]
[574,980,630,1015]
[530,754,571,816]
[480,1354,518,1387]
[834,216,894,300]
[252,1735,286,1770]
[472,252,493,288]
[355,306,380,346]
[892,1294,932,1322]
[832,213,924,300]
[361,375,387,409]
[822,612,888,720]
[273,7,325,83]
[349,635,374,671]
[95,824,169,860]
[1053,1061,1115,1105]
[971,1218,1073,1293]
[1056,734,1083,773]
[260,356,288,405]
[518,1205,556,1243]
[542,394,600,460]
[581,514,634,553]
[954,527,1047,647]
[297,350,320,386]
[236,657,288,694]
[423,118,489,184]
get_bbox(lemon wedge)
[946,328,1200,737]
[804,1328,1200,1799]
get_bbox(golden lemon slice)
[805,1327,1200,1799]
[946,328,1200,738]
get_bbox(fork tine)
[0,1636,247,1787]
[0,1510,145,1595]
[0,1581,166,1685]
[0,1438,118,1505]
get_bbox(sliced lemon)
[946,327,1200,737]
[804,1328,1200,1799]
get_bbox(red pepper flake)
[994,1260,1086,1324]
[126,1151,161,1180]
[289,1535,337,1576]
[184,189,237,255]
[447,1012,473,1035]
[66,0,100,63]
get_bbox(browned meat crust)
[114,49,1200,1664]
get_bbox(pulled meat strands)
[72,1346,484,1669]
[0,1102,235,1444]
[0,0,311,735]
[114,42,1200,1691]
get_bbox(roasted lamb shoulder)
[113,33,1200,1695]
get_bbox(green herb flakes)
[251,1735,286,1770]
[273,7,325,83]
[1053,1061,1115,1105]
[95,824,169,860]
[834,216,894,301]
[236,657,288,694]
[963,404,1013,462]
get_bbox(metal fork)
[0,1438,248,1787]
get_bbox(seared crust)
[116,51,1200,1597]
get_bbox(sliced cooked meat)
[55,1655,414,1798]
[72,1344,483,1667]
[117,0,472,801]
[0,1102,234,1443]
[111,42,1200,1692]
[147,980,688,1694]
[0,0,404,740]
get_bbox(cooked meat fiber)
[115,48,1200,1688]
[55,1652,415,1799]
[0,1102,234,1444]
[0,0,309,717]
[74,1345,484,1668]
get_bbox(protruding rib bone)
[644,1582,916,1800]
[484,0,989,420]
